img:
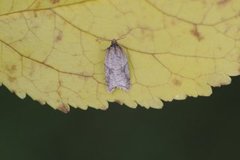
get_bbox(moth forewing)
[105,40,130,92]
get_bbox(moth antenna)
[96,37,111,43]
[115,28,134,41]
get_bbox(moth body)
[105,40,130,92]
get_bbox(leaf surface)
[0,0,240,111]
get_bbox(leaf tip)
[57,104,70,113]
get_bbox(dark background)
[0,77,240,160]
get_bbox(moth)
[105,40,130,92]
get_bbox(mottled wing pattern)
[105,41,130,92]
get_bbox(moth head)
[111,39,118,46]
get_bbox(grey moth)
[105,40,130,92]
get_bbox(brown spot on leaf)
[50,0,60,4]
[171,20,176,26]
[57,104,70,113]
[6,65,17,73]
[191,26,204,41]
[8,76,16,83]
[55,30,63,42]
[217,0,231,6]
[172,78,182,87]
[11,65,16,71]
[33,11,38,18]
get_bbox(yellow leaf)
[0,0,240,111]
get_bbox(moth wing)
[105,47,115,69]
[116,47,128,68]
